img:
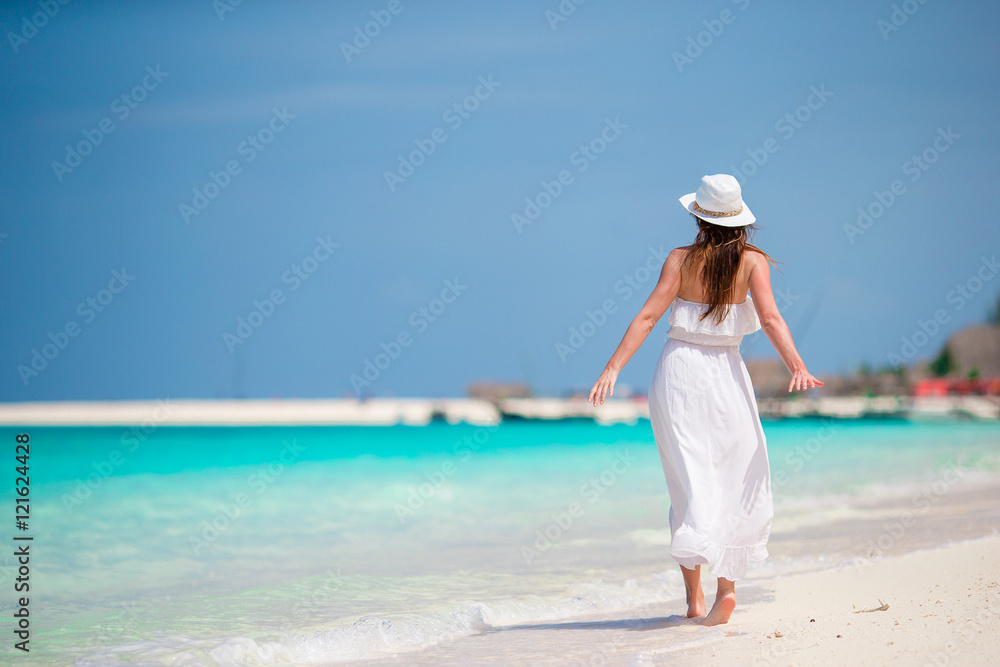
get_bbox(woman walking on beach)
[588,174,823,626]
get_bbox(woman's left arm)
[588,248,684,406]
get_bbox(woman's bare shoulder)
[662,246,690,262]
[671,245,695,260]
[743,247,769,267]
[665,246,698,273]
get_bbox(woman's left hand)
[589,367,619,406]
[788,369,824,392]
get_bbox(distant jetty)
[0,398,501,427]
[494,395,999,422]
[0,394,997,427]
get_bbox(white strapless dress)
[647,295,773,581]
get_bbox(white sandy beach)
[372,534,998,666]
[673,534,999,667]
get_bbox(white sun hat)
[678,174,756,227]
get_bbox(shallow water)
[1,419,998,665]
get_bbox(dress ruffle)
[665,295,761,347]
[670,524,770,582]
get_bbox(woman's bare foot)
[680,565,706,618]
[701,591,735,625]
[686,590,706,618]
[701,577,736,626]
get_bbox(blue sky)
[2,0,999,401]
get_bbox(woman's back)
[675,246,760,305]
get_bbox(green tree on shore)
[928,347,954,377]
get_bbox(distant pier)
[0,394,997,427]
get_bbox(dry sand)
[669,533,999,666]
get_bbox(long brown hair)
[682,215,778,324]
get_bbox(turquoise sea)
[1,419,999,665]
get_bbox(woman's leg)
[680,565,706,618]
[702,577,736,626]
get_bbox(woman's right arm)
[747,252,824,392]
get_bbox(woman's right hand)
[788,369,824,392]
[589,366,619,406]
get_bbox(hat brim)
[678,193,755,227]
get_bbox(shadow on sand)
[485,614,702,634]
